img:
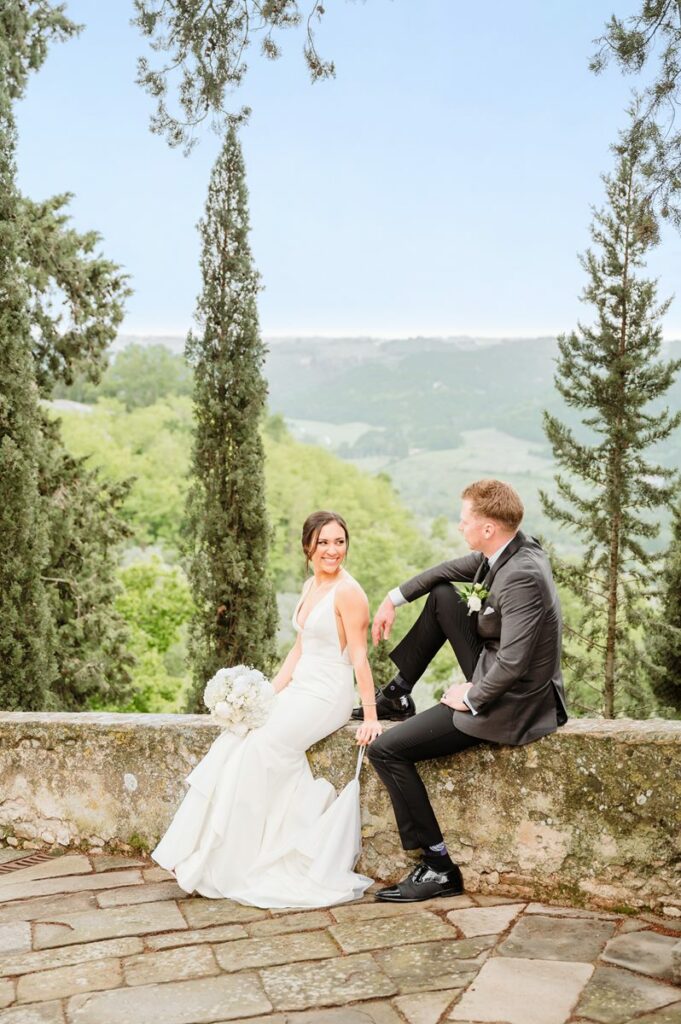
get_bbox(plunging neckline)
[295,576,343,631]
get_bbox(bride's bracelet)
[362,701,377,707]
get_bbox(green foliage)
[645,504,681,714]
[39,414,135,710]
[133,0,334,151]
[592,12,681,226]
[110,557,193,713]
[183,127,277,710]
[0,94,55,709]
[1,1,79,102]
[541,119,681,718]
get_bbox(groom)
[362,478,567,902]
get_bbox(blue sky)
[15,0,681,338]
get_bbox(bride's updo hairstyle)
[301,511,350,570]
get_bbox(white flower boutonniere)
[454,582,490,616]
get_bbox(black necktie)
[477,557,490,582]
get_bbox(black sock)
[381,674,412,699]
[422,841,455,872]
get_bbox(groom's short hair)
[462,479,524,532]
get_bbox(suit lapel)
[486,530,526,586]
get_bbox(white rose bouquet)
[203,665,274,737]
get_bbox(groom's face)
[458,499,494,552]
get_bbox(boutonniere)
[455,582,490,615]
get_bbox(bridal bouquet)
[203,665,274,737]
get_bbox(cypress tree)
[541,117,681,718]
[645,505,681,714]
[184,126,277,711]
[0,90,55,708]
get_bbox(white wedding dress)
[151,575,373,908]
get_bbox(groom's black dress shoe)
[351,688,416,722]
[374,862,464,902]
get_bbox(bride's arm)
[271,634,303,694]
[336,584,383,746]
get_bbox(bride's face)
[309,521,347,576]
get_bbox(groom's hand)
[372,596,396,645]
[441,682,472,711]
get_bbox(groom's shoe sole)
[374,880,463,902]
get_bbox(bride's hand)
[355,720,383,746]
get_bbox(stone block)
[33,899,186,949]
[498,913,616,961]
[261,952,397,1010]
[145,924,248,950]
[245,910,332,936]
[273,1005,403,1024]
[177,897,266,928]
[16,957,122,1004]
[330,894,475,922]
[373,937,492,994]
[449,957,593,1024]
[0,855,91,888]
[602,930,680,981]
[0,892,96,926]
[395,990,461,1024]
[447,903,525,937]
[0,1002,66,1022]
[123,944,218,985]
[67,972,271,1023]
[90,854,146,872]
[95,880,185,907]
[603,1004,681,1024]
[575,964,680,1024]
[214,928,338,972]
[0,868,142,904]
[0,921,31,955]
[0,977,15,1008]
[330,910,457,953]
[1,937,143,979]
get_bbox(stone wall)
[0,712,679,914]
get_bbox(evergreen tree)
[184,126,277,712]
[645,504,681,714]
[541,118,681,718]
[0,4,69,707]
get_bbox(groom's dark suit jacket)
[399,531,567,746]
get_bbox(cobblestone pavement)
[0,850,679,1024]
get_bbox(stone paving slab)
[0,893,97,926]
[33,899,187,949]
[95,879,186,907]
[0,1000,67,1022]
[395,989,461,1024]
[214,928,339,972]
[0,850,34,867]
[261,952,397,1010]
[0,937,143,979]
[0,979,15,1010]
[145,923,248,950]
[67,972,271,1023]
[449,956,594,1024]
[176,897,267,928]
[447,903,526,937]
[237,1005,403,1024]
[631,1004,681,1023]
[498,913,616,961]
[373,937,492,994]
[16,957,122,1005]
[574,964,680,1023]
[329,894,475,922]
[330,910,458,953]
[0,923,31,956]
[122,944,219,986]
[0,856,91,889]
[245,910,332,936]
[525,903,623,920]
[602,930,680,980]
[91,855,146,873]
[0,868,143,904]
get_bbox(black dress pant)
[367,583,487,851]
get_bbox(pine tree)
[645,504,681,714]
[0,88,55,708]
[541,117,681,719]
[184,126,277,712]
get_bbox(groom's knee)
[428,582,463,612]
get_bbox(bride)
[151,510,383,908]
